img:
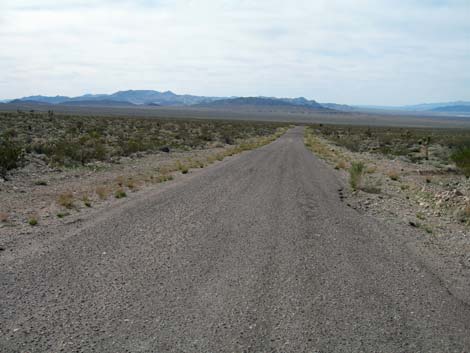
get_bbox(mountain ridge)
[3,90,469,114]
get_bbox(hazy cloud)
[0,0,469,104]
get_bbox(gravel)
[1,127,469,352]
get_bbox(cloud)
[0,0,469,104]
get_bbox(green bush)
[0,134,23,176]
[349,161,365,190]
[451,146,470,177]
[115,189,127,199]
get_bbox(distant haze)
[1,0,469,105]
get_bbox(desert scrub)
[0,111,286,171]
[451,146,470,177]
[349,161,365,190]
[311,123,470,169]
[0,131,23,177]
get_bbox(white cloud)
[0,0,469,104]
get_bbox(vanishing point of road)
[2,127,470,352]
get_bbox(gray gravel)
[1,127,470,352]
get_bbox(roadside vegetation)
[311,124,470,173]
[0,111,283,171]
[0,111,287,229]
[304,124,470,240]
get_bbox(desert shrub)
[451,146,470,177]
[349,161,365,190]
[0,133,23,176]
[57,192,75,209]
[28,217,38,226]
[115,189,127,199]
[96,186,109,200]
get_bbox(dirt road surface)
[2,127,470,352]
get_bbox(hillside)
[197,97,331,111]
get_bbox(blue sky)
[0,0,469,105]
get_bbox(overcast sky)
[0,0,469,105]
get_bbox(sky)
[0,0,469,105]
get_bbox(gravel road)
[1,127,470,352]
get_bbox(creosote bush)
[451,146,470,177]
[0,132,23,176]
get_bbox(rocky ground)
[304,130,470,302]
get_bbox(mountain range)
[2,90,470,114]
[2,90,329,111]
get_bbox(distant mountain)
[199,97,296,107]
[320,102,356,111]
[19,95,70,104]
[197,97,330,110]
[430,105,470,113]
[58,99,136,107]
[402,101,470,112]
[13,90,223,106]
[355,101,470,112]
[8,99,49,105]
[8,91,468,115]
[107,90,223,105]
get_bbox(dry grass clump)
[57,192,75,209]
[156,174,174,183]
[387,170,400,181]
[81,194,92,207]
[96,186,110,200]
[335,160,348,170]
[125,178,138,191]
[176,161,189,174]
